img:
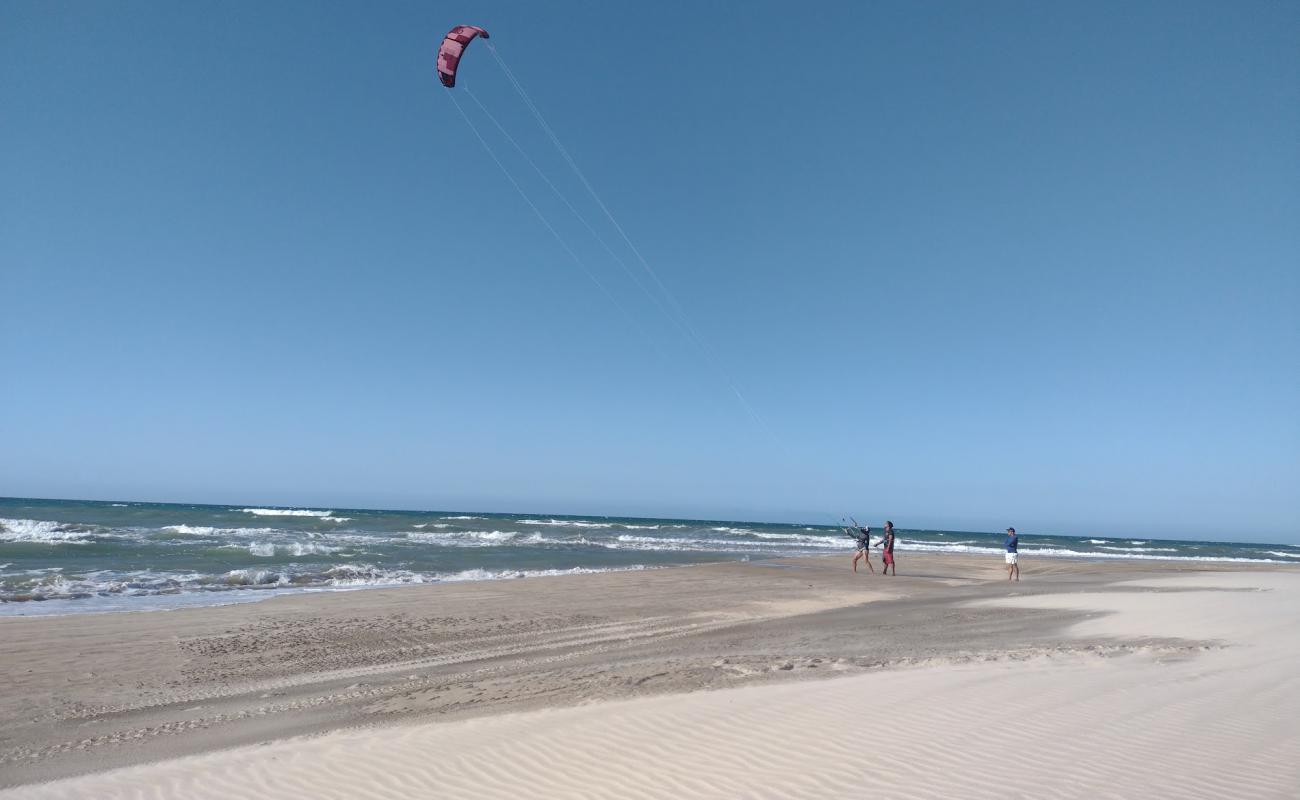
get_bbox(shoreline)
[3,552,1298,795]
[5,544,1299,619]
[6,499,1297,617]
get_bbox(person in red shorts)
[875,520,897,575]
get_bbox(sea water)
[2,497,1296,616]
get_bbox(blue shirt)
[1005,535,1018,553]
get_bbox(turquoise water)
[2,497,1296,615]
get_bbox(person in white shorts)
[1004,527,1019,581]
[849,526,875,574]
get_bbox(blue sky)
[2,1,1296,541]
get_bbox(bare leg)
[1013,563,1020,582]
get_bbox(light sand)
[3,556,1297,797]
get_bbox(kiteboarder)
[848,525,875,574]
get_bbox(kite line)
[446,90,668,362]
[483,42,775,437]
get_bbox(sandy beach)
[3,553,1298,798]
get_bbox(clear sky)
[2,1,1297,541]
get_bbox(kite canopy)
[437,25,489,88]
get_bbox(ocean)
[2,497,1296,616]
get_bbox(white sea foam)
[162,525,283,538]
[1088,539,1110,544]
[1266,551,1300,559]
[321,564,426,586]
[1099,545,1179,553]
[404,530,558,548]
[519,519,614,529]
[243,542,343,557]
[0,563,665,617]
[436,565,648,582]
[440,515,486,521]
[2,568,206,602]
[163,524,219,535]
[0,518,96,544]
[223,568,287,586]
[1130,540,1148,545]
[317,563,651,587]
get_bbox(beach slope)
[3,556,1297,798]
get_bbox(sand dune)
[8,570,1297,799]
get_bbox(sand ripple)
[8,573,1298,799]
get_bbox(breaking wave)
[0,562,651,611]
[404,530,547,547]
[241,542,345,557]
[0,519,104,544]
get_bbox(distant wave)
[896,542,1005,556]
[519,519,613,529]
[613,534,842,552]
[242,508,334,518]
[1266,551,1300,559]
[1010,546,1288,563]
[239,509,351,525]
[440,515,486,521]
[749,531,832,542]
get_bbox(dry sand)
[2,554,1297,798]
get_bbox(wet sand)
[3,553,1297,796]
